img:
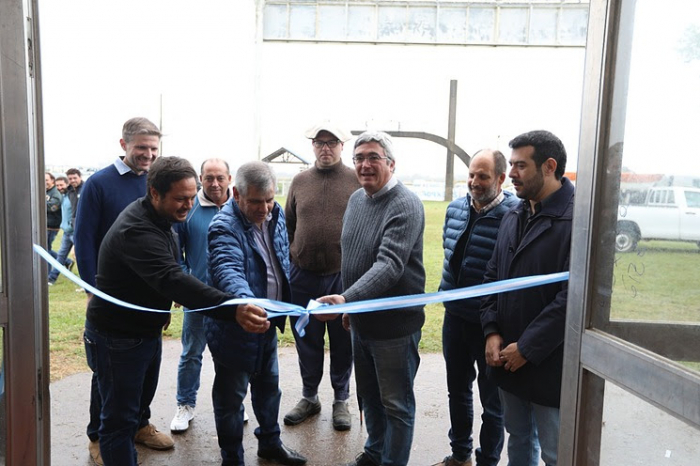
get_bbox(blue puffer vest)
[439,191,518,322]
[204,198,290,372]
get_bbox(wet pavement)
[50,339,700,465]
[50,341,484,466]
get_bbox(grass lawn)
[46,202,700,382]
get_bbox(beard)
[514,167,545,201]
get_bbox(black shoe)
[66,258,75,272]
[332,401,351,431]
[343,452,378,466]
[257,443,307,466]
[283,398,321,426]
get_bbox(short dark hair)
[45,172,55,182]
[509,130,567,179]
[56,176,68,184]
[147,157,197,198]
[66,168,81,177]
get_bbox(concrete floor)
[50,339,700,466]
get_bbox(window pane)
[406,7,436,43]
[318,5,346,41]
[348,5,376,41]
[378,6,405,41]
[468,7,495,43]
[438,7,467,44]
[559,7,588,45]
[595,0,700,372]
[263,4,288,39]
[600,382,700,464]
[289,4,316,39]
[498,7,528,44]
[530,7,558,45]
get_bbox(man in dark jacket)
[207,161,307,466]
[481,130,574,466]
[84,157,258,466]
[45,171,62,257]
[434,149,518,466]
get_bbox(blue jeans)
[176,310,207,407]
[211,332,282,465]
[443,313,504,465]
[353,329,421,466]
[47,229,59,276]
[289,265,352,400]
[48,232,74,282]
[499,389,560,466]
[84,323,160,466]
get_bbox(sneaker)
[134,423,174,450]
[47,281,54,286]
[431,455,473,466]
[243,406,249,423]
[170,405,195,432]
[332,401,351,431]
[344,452,378,466]
[283,398,321,426]
[88,440,103,466]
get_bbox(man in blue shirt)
[48,168,83,285]
[170,158,234,432]
[74,117,172,465]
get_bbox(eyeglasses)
[312,139,341,149]
[352,155,389,164]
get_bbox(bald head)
[468,149,507,209]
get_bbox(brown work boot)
[134,423,175,450]
[431,455,473,466]
[88,440,104,466]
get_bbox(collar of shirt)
[471,191,505,214]
[114,156,140,176]
[365,175,397,198]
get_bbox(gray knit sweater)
[341,181,426,340]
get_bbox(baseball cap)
[304,121,353,142]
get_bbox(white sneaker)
[170,405,195,432]
[243,406,249,423]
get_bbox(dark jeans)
[84,323,159,466]
[47,229,59,276]
[289,264,352,400]
[176,310,206,407]
[211,332,282,465]
[442,312,504,465]
[353,329,421,466]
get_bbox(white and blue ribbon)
[35,244,569,337]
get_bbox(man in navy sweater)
[74,117,171,465]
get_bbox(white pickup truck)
[616,186,700,252]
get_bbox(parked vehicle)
[616,186,700,252]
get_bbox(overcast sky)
[37,1,699,180]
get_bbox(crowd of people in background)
[46,117,572,466]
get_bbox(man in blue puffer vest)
[206,161,307,466]
[433,149,518,466]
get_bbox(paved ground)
[50,339,700,465]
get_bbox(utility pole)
[445,80,457,202]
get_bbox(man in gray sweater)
[318,131,426,466]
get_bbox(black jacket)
[481,178,574,407]
[87,197,231,338]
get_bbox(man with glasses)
[318,131,426,466]
[283,122,359,431]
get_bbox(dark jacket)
[205,198,289,372]
[481,178,574,407]
[65,181,84,229]
[440,191,518,323]
[86,197,231,338]
[46,185,62,229]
